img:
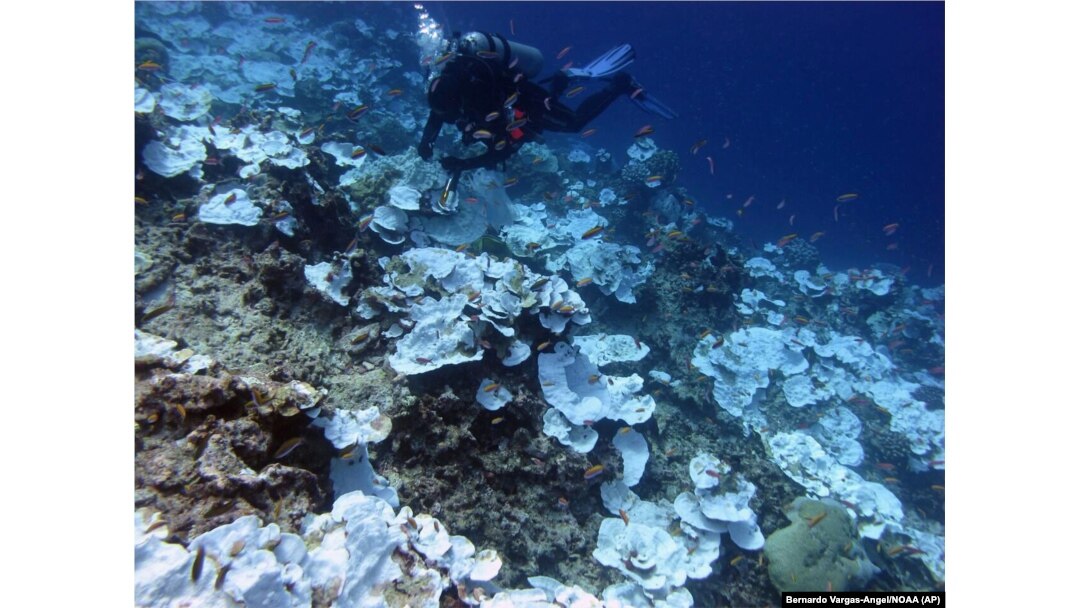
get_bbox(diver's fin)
[629,82,679,119]
[564,44,635,79]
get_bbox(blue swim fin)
[564,44,635,79]
[630,89,678,120]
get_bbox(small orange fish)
[634,124,654,138]
[536,341,552,351]
[882,222,900,236]
[357,214,374,231]
[576,277,594,288]
[619,509,630,524]
[806,511,827,528]
[776,233,798,248]
[836,193,859,202]
[581,225,604,239]
[690,139,708,155]
[584,464,604,480]
[346,105,370,121]
[264,16,285,24]
[386,89,403,97]
[483,383,501,393]
[273,437,303,459]
[556,46,572,60]
[809,231,826,243]
[581,128,597,137]
[566,86,586,98]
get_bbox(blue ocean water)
[425,1,945,284]
[134,1,945,603]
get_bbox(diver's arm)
[418,112,443,160]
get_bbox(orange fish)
[583,464,604,480]
[581,225,604,239]
[386,88,403,97]
[581,128,597,137]
[742,195,755,208]
[836,193,859,202]
[634,124,654,138]
[566,86,586,98]
[810,231,826,243]
[882,222,900,236]
[776,233,798,248]
[690,139,707,155]
[556,46,572,60]
[264,17,285,24]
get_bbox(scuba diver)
[418,32,677,178]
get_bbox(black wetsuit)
[419,53,631,172]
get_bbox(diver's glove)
[418,140,434,161]
[439,156,467,172]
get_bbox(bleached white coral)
[304,261,352,306]
[538,342,656,430]
[199,189,262,226]
[143,125,208,178]
[571,334,650,367]
[387,294,483,375]
[158,82,213,121]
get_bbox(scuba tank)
[457,31,543,79]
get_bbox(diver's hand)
[418,141,434,161]
[439,156,466,172]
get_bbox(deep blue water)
[419,1,945,284]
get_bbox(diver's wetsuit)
[419,54,632,172]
